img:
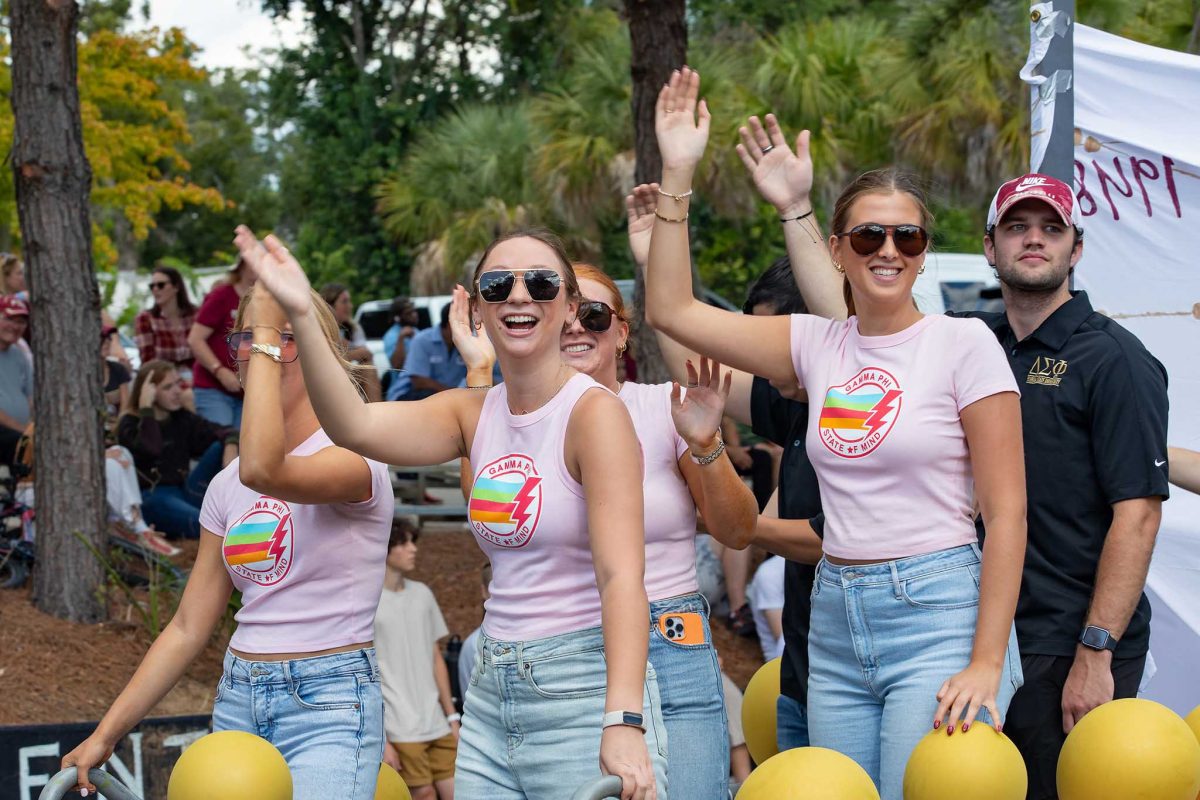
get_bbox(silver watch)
[601,710,645,732]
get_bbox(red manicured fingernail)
[947,724,955,736]
[933,720,940,730]
[963,724,970,733]
[998,724,1004,733]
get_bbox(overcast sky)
[144,0,306,70]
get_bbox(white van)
[911,252,1002,316]
[354,295,453,375]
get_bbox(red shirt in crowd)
[191,282,242,395]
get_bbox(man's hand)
[1062,648,1115,732]
[383,741,402,772]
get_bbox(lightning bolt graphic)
[267,513,291,560]
[510,478,541,531]
[864,389,902,436]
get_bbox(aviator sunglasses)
[476,269,562,303]
[226,330,299,363]
[834,223,929,257]
[577,300,616,333]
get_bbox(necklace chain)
[508,366,572,416]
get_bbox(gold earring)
[617,343,627,357]
[473,320,482,331]
[918,264,926,275]
[833,261,845,274]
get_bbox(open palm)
[448,284,496,371]
[233,225,314,318]
[735,114,814,214]
[625,183,659,268]
[670,357,732,450]
[655,67,711,172]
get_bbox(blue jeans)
[194,387,243,428]
[807,543,1023,800]
[457,625,669,799]
[775,693,809,750]
[140,441,224,539]
[648,593,728,800]
[212,648,384,800]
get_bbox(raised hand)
[448,284,496,373]
[625,183,660,269]
[655,67,711,173]
[233,225,315,319]
[735,114,814,218]
[138,378,157,410]
[670,357,733,453]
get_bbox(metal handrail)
[38,769,141,800]
[569,775,624,800]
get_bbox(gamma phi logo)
[468,453,543,548]
[818,367,903,458]
[223,496,295,586]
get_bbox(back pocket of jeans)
[899,565,980,610]
[291,673,363,711]
[525,649,608,699]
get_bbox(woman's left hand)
[670,356,732,453]
[933,660,1005,733]
[246,277,289,330]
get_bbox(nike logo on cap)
[1017,177,1049,189]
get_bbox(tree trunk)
[624,0,687,385]
[10,0,107,622]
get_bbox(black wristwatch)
[1079,625,1119,652]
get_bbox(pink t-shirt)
[790,314,1018,560]
[618,382,698,601]
[467,372,618,640]
[200,428,393,653]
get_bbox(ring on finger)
[761,145,775,154]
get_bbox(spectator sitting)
[748,553,785,662]
[383,297,419,401]
[187,257,253,427]
[134,266,197,376]
[0,295,32,469]
[457,561,491,700]
[1,253,26,300]
[117,360,236,539]
[102,324,133,425]
[392,303,500,401]
[375,521,459,800]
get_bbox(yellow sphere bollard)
[168,731,292,800]
[375,762,412,800]
[741,657,782,766]
[1057,698,1200,800]
[903,724,1027,799]
[1187,705,1200,746]
[736,747,879,800]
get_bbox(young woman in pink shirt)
[450,263,759,799]
[239,227,661,800]
[64,285,394,799]
[644,69,1027,800]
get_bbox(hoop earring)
[833,261,845,274]
[472,320,482,331]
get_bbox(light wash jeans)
[807,543,1023,800]
[212,648,384,800]
[193,387,243,428]
[457,624,669,799]
[776,693,810,750]
[648,593,728,799]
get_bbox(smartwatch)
[1079,625,1118,652]
[601,710,646,732]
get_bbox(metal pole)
[1038,0,1075,182]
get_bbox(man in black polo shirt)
[957,174,1169,799]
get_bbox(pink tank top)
[468,372,610,640]
[618,382,698,601]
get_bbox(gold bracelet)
[466,384,492,390]
[654,209,689,224]
[657,187,693,202]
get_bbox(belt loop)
[889,560,902,598]
[282,658,295,692]
[969,541,983,561]
[699,591,711,618]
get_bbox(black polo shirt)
[750,377,824,703]
[952,291,1169,659]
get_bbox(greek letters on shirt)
[467,453,544,548]
[817,367,904,458]
[222,496,295,585]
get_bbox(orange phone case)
[657,611,707,646]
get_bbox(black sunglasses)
[835,223,929,257]
[577,301,616,333]
[226,331,298,363]
[476,269,562,303]
[148,281,171,291]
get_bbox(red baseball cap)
[987,173,1081,230]
[0,295,29,318]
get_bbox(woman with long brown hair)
[134,266,197,373]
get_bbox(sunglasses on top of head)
[226,330,299,363]
[476,269,562,303]
[834,223,929,258]
[576,300,617,333]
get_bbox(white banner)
[1073,24,1200,716]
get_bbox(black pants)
[1006,652,1146,799]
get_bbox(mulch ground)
[0,528,765,726]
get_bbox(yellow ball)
[1186,705,1200,746]
[903,724,1026,799]
[1057,698,1200,800]
[374,762,412,800]
[168,731,292,800]
[736,747,879,800]
[741,657,782,765]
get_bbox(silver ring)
[686,382,699,388]
[761,145,776,155]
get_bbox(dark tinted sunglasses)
[148,281,170,291]
[476,269,562,303]
[577,301,616,333]
[226,330,298,363]
[835,223,929,257]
